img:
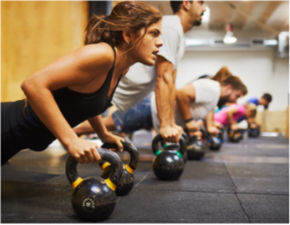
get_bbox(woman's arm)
[226,107,238,129]
[21,43,115,163]
[88,115,124,152]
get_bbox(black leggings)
[1,102,24,165]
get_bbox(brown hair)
[85,1,162,46]
[220,75,248,96]
[246,103,257,117]
[211,66,232,82]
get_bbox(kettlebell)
[228,128,241,143]
[161,132,188,163]
[199,126,208,141]
[238,129,246,140]
[66,148,123,222]
[152,134,186,180]
[207,128,223,151]
[207,135,222,150]
[100,141,139,196]
[248,126,260,137]
[217,128,224,142]
[186,135,207,160]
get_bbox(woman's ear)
[122,28,132,46]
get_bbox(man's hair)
[220,75,248,96]
[262,93,272,103]
[170,1,183,13]
[170,1,193,14]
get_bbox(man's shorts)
[112,95,153,133]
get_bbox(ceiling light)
[223,24,237,44]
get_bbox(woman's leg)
[1,102,23,165]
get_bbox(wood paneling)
[286,107,289,139]
[1,1,88,101]
[256,110,288,133]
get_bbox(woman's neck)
[114,45,136,75]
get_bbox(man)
[75,1,207,143]
[173,75,247,136]
[237,93,272,125]
[74,74,247,138]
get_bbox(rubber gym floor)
[1,130,289,223]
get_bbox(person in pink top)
[214,103,257,130]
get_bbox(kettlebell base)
[187,151,205,160]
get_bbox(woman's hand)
[66,138,101,164]
[230,124,239,130]
[99,132,125,152]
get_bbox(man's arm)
[155,56,179,142]
[205,110,219,135]
[176,83,200,136]
[169,70,183,135]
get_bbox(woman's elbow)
[21,77,38,96]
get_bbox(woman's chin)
[143,60,155,66]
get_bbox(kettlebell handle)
[152,134,186,156]
[101,141,139,171]
[66,148,123,188]
[181,132,189,143]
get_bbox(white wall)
[176,49,289,111]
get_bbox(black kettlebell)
[161,132,188,164]
[238,129,246,140]
[207,135,222,150]
[199,126,208,141]
[66,149,123,222]
[186,135,207,160]
[152,134,186,180]
[248,126,260,137]
[100,142,139,196]
[228,128,241,143]
[217,128,224,142]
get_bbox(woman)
[214,103,257,130]
[1,1,163,165]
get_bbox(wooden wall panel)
[256,110,288,134]
[1,1,88,101]
[286,107,289,139]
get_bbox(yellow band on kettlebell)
[125,164,134,174]
[72,177,83,189]
[229,133,233,137]
[105,178,116,191]
[101,162,111,170]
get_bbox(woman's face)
[131,20,163,66]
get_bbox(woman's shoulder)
[76,43,115,67]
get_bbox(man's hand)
[171,124,184,136]
[249,122,258,129]
[207,126,220,135]
[159,126,180,143]
[185,120,200,136]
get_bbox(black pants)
[1,102,24,165]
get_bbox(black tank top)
[8,45,120,151]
